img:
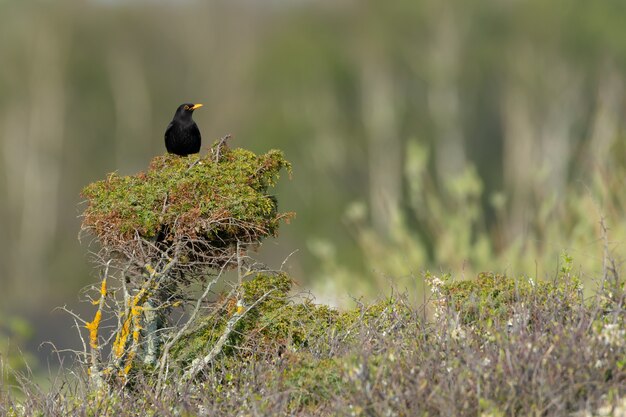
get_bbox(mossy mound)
[81,144,293,263]
[168,272,413,413]
[437,271,582,328]
[169,272,416,368]
[169,273,342,365]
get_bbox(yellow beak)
[190,103,204,110]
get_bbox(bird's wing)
[189,123,202,153]
[164,121,174,139]
[164,121,175,152]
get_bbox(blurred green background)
[2,0,626,375]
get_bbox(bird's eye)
[184,105,190,110]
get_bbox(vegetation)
[2,145,625,416]
[0,316,34,387]
[81,142,292,267]
[430,269,582,329]
[74,142,293,386]
[1,266,624,416]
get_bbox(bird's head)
[175,103,203,120]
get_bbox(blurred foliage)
[0,314,35,385]
[313,142,626,298]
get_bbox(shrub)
[81,143,293,271]
[76,142,294,385]
[3,267,625,416]
[430,270,582,330]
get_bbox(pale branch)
[280,249,299,272]
[139,254,181,367]
[212,134,232,163]
[72,316,89,364]
[182,288,277,383]
[184,158,202,174]
[85,263,109,388]
[57,305,88,325]
[155,256,235,393]
[237,240,243,287]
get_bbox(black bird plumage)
[164,103,203,156]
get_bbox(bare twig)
[182,288,277,382]
[280,249,299,272]
[155,255,235,394]
[185,159,201,173]
[213,134,232,163]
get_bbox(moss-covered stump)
[81,143,293,268]
[79,144,293,378]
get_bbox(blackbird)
[164,103,203,156]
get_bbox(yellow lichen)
[100,279,107,297]
[113,316,131,359]
[111,287,151,380]
[86,310,102,349]
[123,356,135,377]
[113,289,147,360]
[145,263,156,276]
[85,277,107,349]
[131,303,142,343]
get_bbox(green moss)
[171,271,349,412]
[169,271,417,370]
[438,271,582,327]
[241,271,292,307]
[168,271,418,387]
[169,273,340,364]
[81,144,292,251]
[337,296,415,338]
[168,303,229,365]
